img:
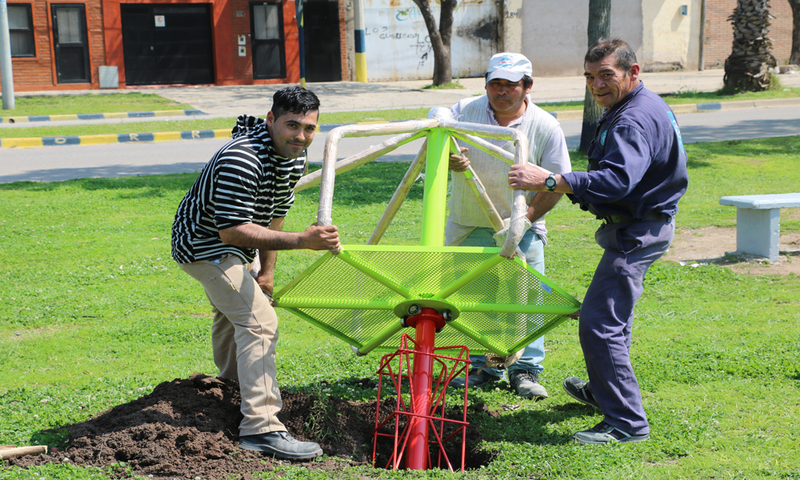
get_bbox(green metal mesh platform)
[275,245,581,355]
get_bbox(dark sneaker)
[509,370,548,400]
[239,431,323,460]
[449,369,501,389]
[562,376,600,410]
[573,421,650,445]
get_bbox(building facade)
[1,0,796,92]
[509,0,795,77]
[3,0,350,92]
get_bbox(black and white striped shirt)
[171,115,305,264]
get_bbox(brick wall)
[4,0,105,92]
[338,0,348,81]
[703,0,794,69]
[231,0,254,80]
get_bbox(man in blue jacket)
[506,38,688,444]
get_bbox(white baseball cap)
[486,53,533,83]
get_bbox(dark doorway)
[51,4,90,83]
[303,0,341,82]
[250,2,286,79]
[120,4,214,86]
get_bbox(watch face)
[545,175,556,189]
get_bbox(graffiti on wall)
[363,0,498,81]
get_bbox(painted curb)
[0,109,206,124]
[2,98,797,149]
[0,129,231,149]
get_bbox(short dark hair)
[483,74,533,89]
[271,86,320,119]
[585,38,637,71]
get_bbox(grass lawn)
[1,92,194,117]
[1,133,799,479]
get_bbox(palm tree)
[724,0,777,91]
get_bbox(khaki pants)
[179,255,286,436]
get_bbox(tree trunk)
[411,0,455,86]
[724,0,777,92]
[579,0,611,153]
[790,0,800,65]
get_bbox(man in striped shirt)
[172,87,339,460]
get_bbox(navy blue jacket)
[563,82,689,219]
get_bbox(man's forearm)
[527,191,563,223]
[219,223,301,251]
[258,218,283,285]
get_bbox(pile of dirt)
[8,373,490,479]
[663,226,800,276]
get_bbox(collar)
[600,82,644,121]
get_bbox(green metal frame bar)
[434,254,505,299]
[421,128,449,247]
[277,299,396,309]
[358,321,406,354]
[504,315,572,355]
[335,249,414,299]
[511,256,583,308]
[285,307,364,349]
[273,251,333,299]
[457,304,579,314]
[445,319,511,356]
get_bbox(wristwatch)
[545,173,557,192]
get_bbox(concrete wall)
[518,0,644,76]
[641,0,703,71]
[362,0,500,81]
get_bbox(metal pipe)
[699,0,706,71]
[406,309,439,470]
[368,140,428,245]
[0,0,16,110]
[420,128,449,247]
[295,131,423,192]
[353,0,367,82]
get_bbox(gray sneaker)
[449,369,501,389]
[573,421,650,445]
[509,370,548,400]
[239,431,323,460]
[562,376,600,409]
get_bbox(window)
[8,4,35,57]
[250,2,285,79]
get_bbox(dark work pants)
[579,219,674,435]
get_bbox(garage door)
[121,4,214,86]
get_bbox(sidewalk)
[134,69,800,117]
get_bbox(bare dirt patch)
[664,226,800,275]
[7,373,491,479]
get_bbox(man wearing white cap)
[446,52,572,400]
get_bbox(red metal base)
[372,309,470,471]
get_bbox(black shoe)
[239,431,323,460]
[573,421,650,444]
[562,376,600,409]
[449,369,502,389]
[509,370,548,400]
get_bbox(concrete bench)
[719,193,800,261]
